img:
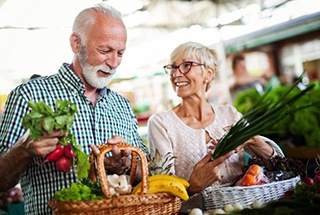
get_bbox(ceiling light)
[206,17,219,27]
[106,0,144,15]
[218,9,243,25]
[123,11,150,28]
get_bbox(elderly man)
[0,4,147,214]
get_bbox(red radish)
[64,145,75,159]
[313,175,320,184]
[44,145,64,162]
[302,177,314,187]
[284,190,294,197]
[55,156,71,173]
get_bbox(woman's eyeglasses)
[163,61,205,75]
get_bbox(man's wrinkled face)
[76,15,127,89]
[78,44,116,89]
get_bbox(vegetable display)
[22,100,90,178]
[234,81,320,148]
[236,164,268,186]
[245,156,305,180]
[191,155,318,215]
[212,73,320,160]
[236,156,320,215]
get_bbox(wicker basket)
[202,175,300,211]
[48,142,182,215]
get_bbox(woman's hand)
[187,150,234,195]
[235,136,274,158]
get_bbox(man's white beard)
[78,44,116,89]
[82,63,116,89]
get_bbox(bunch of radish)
[302,169,320,188]
[22,100,90,178]
[44,144,75,173]
[301,154,320,190]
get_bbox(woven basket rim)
[208,175,301,191]
[202,175,301,210]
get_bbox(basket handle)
[89,142,149,198]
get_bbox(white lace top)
[147,104,284,212]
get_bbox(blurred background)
[0,0,319,132]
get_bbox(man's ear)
[70,33,81,53]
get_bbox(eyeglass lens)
[180,62,192,73]
[165,62,192,74]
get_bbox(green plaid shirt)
[0,63,147,214]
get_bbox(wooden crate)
[284,145,320,159]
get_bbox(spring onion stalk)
[212,72,320,160]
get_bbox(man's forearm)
[0,145,31,191]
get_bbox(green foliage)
[233,88,261,114]
[233,81,320,147]
[292,181,320,203]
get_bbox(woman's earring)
[205,79,209,83]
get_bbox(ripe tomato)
[238,174,257,186]
[247,164,261,177]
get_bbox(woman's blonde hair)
[169,41,221,91]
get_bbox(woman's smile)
[175,81,189,87]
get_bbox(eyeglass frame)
[163,61,206,75]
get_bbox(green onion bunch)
[212,72,320,160]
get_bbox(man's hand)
[0,129,66,191]
[1,186,24,208]
[90,136,131,175]
[19,129,65,158]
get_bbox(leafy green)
[53,179,104,201]
[22,100,76,140]
[76,150,91,179]
[79,177,103,196]
[22,100,90,178]
[212,73,320,160]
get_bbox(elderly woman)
[147,41,284,213]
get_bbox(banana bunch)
[132,174,190,201]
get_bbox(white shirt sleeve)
[147,113,175,175]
